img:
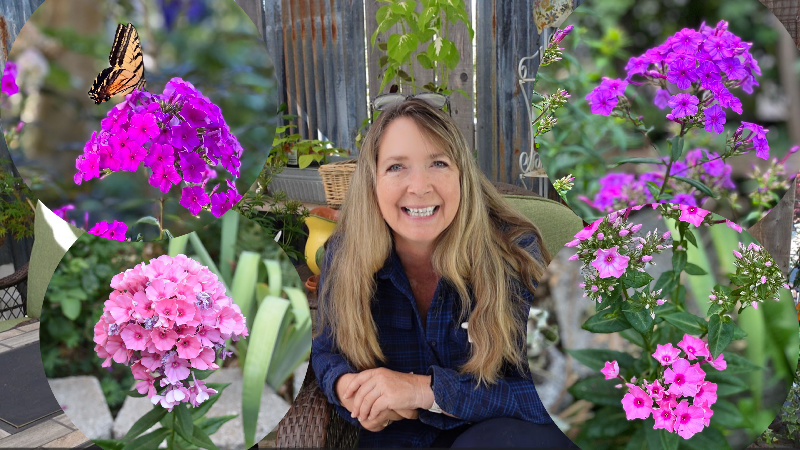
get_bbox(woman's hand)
[342,368,434,421]
[358,408,412,432]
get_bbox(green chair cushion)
[502,195,584,258]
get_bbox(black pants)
[430,418,578,448]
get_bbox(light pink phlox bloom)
[732,250,742,259]
[631,223,643,232]
[173,299,198,326]
[95,344,113,368]
[120,323,150,351]
[751,301,758,310]
[190,347,220,371]
[747,242,761,252]
[131,291,153,319]
[155,297,178,327]
[217,304,247,336]
[150,326,179,352]
[677,204,709,227]
[641,255,653,263]
[139,352,162,371]
[104,335,132,365]
[136,379,157,398]
[163,352,191,383]
[662,231,671,240]
[196,326,222,347]
[652,406,676,433]
[703,349,726,371]
[565,239,580,247]
[106,292,135,324]
[694,381,718,409]
[622,386,653,420]
[678,334,711,360]
[176,335,202,360]
[601,360,619,380]
[93,316,112,346]
[665,358,706,397]
[188,374,218,407]
[652,343,681,366]
[130,361,153,381]
[146,278,177,302]
[575,219,602,241]
[568,253,579,261]
[674,400,706,439]
[591,246,630,279]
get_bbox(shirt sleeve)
[419,230,552,427]
[310,235,362,427]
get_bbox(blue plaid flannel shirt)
[311,233,553,447]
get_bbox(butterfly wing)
[88,23,146,104]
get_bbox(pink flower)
[646,379,666,401]
[653,406,676,433]
[163,352,191,383]
[575,219,602,240]
[601,361,619,380]
[677,204,709,227]
[652,343,681,366]
[677,335,711,361]
[150,327,179,352]
[176,335,202,360]
[120,324,150,351]
[705,350,727,371]
[591,246,630,278]
[725,220,742,233]
[622,386,653,420]
[694,381,718,408]
[673,401,706,439]
[664,358,706,397]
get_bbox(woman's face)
[375,117,461,252]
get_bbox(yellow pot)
[305,207,338,275]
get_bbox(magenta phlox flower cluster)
[93,254,248,411]
[1,61,19,97]
[566,208,672,304]
[605,334,725,439]
[52,204,129,241]
[75,78,243,218]
[584,20,770,158]
[585,148,735,213]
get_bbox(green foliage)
[269,104,348,169]
[372,0,474,95]
[0,164,35,241]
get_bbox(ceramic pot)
[304,207,338,275]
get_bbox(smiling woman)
[310,98,578,448]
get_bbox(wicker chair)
[275,195,583,447]
[0,262,29,319]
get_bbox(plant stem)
[159,196,165,236]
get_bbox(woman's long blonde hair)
[316,99,551,384]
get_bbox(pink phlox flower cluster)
[75,78,243,218]
[609,334,725,439]
[88,220,128,241]
[729,241,784,307]
[93,254,248,411]
[587,20,769,158]
[674,204,710,227]
[1,61,19,97]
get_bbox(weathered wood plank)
[760,0,799,49]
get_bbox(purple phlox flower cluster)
[93,254,248,411]
[605,334,725,439]
[75,78,244,218]
[585,148,735,213]
[1,61,19,97]
[587,21,770,158]
[565,208,672,303]
[733,122,770,160]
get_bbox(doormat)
[0,342,62,428]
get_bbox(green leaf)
[624,425,647,450]
[567,376,625,406]
[169,233,189,256]
[621,271,654,289]
[92,439,125,450]
[242,297,290,448]
[582,309,632,333]
[135,216,160,227]
[123,406,168,442]
[191,423,220,450]
[673,176,715,197]
[122,428,170,450]
[565,349,635,372]
[661,312,707,335]
[644,419,679,450]
[669,136,684,160]
[672,251,687,273]
[620,328,645,347]
[61,297,81,320]
[416,52,434,69]
[654,270,676,293]
[199,415,237,436]
[297,154,316,169]
[614,157,666,166]
[387,33,419,64]
[684,263,707,275]
[731,322,747,340]
[710,399,743,428]
[704,371,749,396]
[174,404,194,443]
[684,230,697,247]
[623,305,654,334]
[230,251,261,322]
[722,352,761,373]
[219,211,239,283]
[580,406,634,438]
[264,259,283,298]
[707,314,733,358]
[680,426,730,449]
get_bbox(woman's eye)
[433,160,449,168]
[387,164,402,172]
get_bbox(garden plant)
[563,203,798,449]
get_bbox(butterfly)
[88,23,146,104]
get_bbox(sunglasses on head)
[369,92,451,122]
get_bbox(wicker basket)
[319,159,357,209]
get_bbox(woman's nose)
[406,168,432,195]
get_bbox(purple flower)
[180,185,211,215]
[703,104,725,134]
[625,56,649,79]
[128,113,160,144]
[179,152,207,183]
[696,61,722,91]
[1,61,19,97]
[653,89,671,109]
[585,87,618,116]
[667,94,699,119]
[89,220,127,241]
[149,164,182,193]
[671,28,703,54]
[666,58,697,90]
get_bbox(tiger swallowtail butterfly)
[88,23,146,104]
